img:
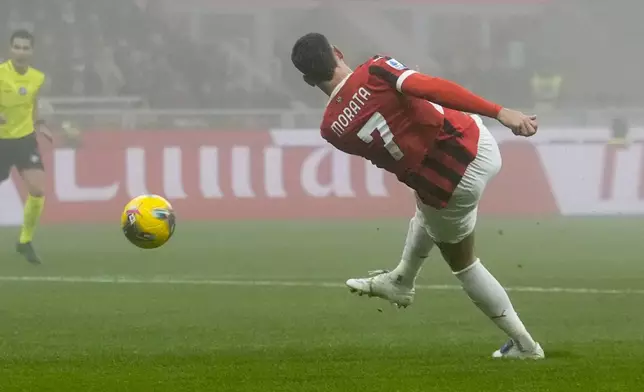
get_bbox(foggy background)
[1,0,643,130]
[2,3,644,389]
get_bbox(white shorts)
[415,115,502,244]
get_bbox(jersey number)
[357,112,404,161]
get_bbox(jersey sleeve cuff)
[395,70,417,93]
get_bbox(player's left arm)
[398,72,503,118]
[369,59,536,136]
[369,60,501,118]
[33,88,53,142]
[32,77,81,144]
[398,71,537,136]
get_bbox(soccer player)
[0,30,52,264]
[291,33,544,359]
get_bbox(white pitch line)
[0,275,643,295]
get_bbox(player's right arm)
[369,58,537,136]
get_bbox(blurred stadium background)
[2,0,644,127]
[1,1,644,391]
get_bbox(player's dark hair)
[291,33,337,86]
[10,29,34,46]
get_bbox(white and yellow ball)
[121,195,176,249]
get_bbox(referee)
[0,30,53,264]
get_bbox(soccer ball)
[121,194,176,249]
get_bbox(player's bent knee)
[28,188,45,198]
[20,169,46,198]
[26,181,45,198]
[436,232,477,272]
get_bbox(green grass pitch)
[1,218,643,391]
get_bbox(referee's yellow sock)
[19,195,45,244]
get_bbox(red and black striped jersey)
[319,55,502,209]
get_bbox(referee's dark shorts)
[0,132,44,183]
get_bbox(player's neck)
[10,60,29,75]
[319,68,352,97]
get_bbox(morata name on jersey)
[330,87,372,136]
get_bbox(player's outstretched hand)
[496,108,538,137]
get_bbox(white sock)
[390,213,434,288]
[454,259,537,351]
